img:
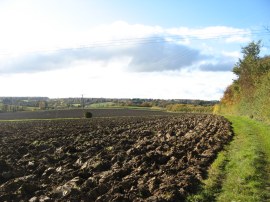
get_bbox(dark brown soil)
[0,108,170,120]
[0,114,232,201]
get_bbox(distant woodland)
[0,97,218,113]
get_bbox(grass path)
[188,116,270,202]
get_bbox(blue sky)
[0,0,269,99]
[82,0,270,28]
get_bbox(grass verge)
[188,116,270,202]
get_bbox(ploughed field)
[0,114,232,201]
[0,108,171,120]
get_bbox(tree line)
[216,41,270,123]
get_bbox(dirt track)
[0,114,232,201]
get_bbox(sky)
[0,0,269,100]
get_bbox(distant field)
[88,102,116,108]
[0,108,171,120]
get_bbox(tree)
[233,41,261,77]
[219,40,270,121]
[232,41,263,100]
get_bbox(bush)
[85,111,92,118]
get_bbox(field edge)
[187,115,270,202]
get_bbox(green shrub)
[85,111,93,118]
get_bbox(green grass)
[87,102,116,108]
[86,104,165,111]
[188,116,270,202]
[217,116,268,201]
[187,150,228,202]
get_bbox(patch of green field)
[188,116,270,202]
[121,106,165,111]
[24,106,39,111]
[87,102,116,108]
[86,103,165,111]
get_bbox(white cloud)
[1,21,246,74]
[0,65,234,100]
[0,20,251,55]
[225,36,251,43]
[221,51,242,59]
[0,21,252,99]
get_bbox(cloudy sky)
[0,0,269,99]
